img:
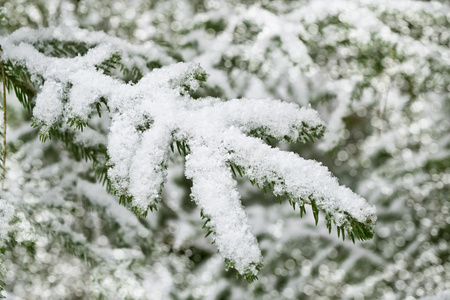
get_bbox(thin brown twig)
[1,60,6,189]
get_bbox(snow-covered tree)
[1,0,449,299]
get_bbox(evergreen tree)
[1,0,449,299]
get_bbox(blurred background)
[0,0,449,299]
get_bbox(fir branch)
[0,28,376,282]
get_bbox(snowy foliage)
[1,0,449,299]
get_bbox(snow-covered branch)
[0,28,376,279]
